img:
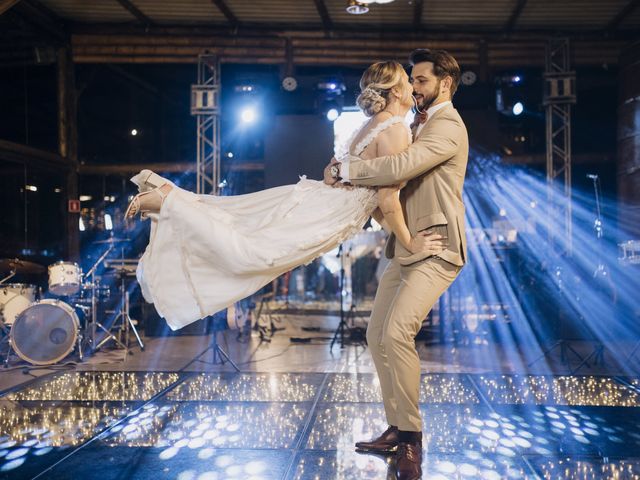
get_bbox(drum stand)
[0,273,11,367]
[74,305,89,361]
[95,268,144,360]
[0,270,16,285]
[0,319,12,368]
[0,271,18,366]
[83,242,117,354]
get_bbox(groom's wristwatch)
[330,163,341,180]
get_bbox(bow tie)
[410,110,428,130]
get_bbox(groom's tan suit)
[344,102,468,431]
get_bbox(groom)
[324,49,468,480]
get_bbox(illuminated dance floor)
[1,371,640,479]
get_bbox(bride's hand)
[323,157,340,186]
[409,232,447,255]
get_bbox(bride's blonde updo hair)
[356,61,405,117]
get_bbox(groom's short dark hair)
[409,49,461,97]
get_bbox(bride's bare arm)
[373,124,414,250]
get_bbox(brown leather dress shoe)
[355,425,399,453]
[395,441,422,480]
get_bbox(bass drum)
[11,299,79,365]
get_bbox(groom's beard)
[413,79,441,113]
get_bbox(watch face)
[330,165,339,177]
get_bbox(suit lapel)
[413,103,454,143]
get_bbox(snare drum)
[48,261,82,296]
[0,283,38,325]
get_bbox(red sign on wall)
[68,199,81,213]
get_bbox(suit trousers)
[367,256,461,432]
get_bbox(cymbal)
[0,258,46,274]
[92,237,131,244]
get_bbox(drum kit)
[0,237,144,366]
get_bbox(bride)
[125,61,446,330]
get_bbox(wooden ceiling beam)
[0,139,69,171]
[313,0,333,30]
[607,0,640,30]
[0,0,21,16]
[67,22,638,41]
[505,0,527,32]
[210,0,239,28]
[69,39,622,68]
[114,0,155,26]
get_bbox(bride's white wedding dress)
[136,115,409,330]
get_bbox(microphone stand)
[330,243,366,350]
[571,174,609,373]
[330,244,347,349]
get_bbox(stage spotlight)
[79,195,92,202]
[131,129,138,136]
[226,152,234,158]
[512,102,524,116]
[25,185,37,192]
[326,108,340,122]
[104,213,113,231]
[240,107,257,124]
[318,79,346,94]
[234,84,256,93]
[54,188,62,193]
[317,78,344,121]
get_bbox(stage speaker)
[140,303,211,336]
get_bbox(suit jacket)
[347,103,469,267]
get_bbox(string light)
[476,375,640,407]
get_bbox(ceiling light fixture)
[346,1,369,14]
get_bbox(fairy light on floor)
[168,373,318,402]
[6,372,181,402]
[535,458,640,479]
[475,375,640,406]
[2,371,639,477]
[320,373,480,404]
